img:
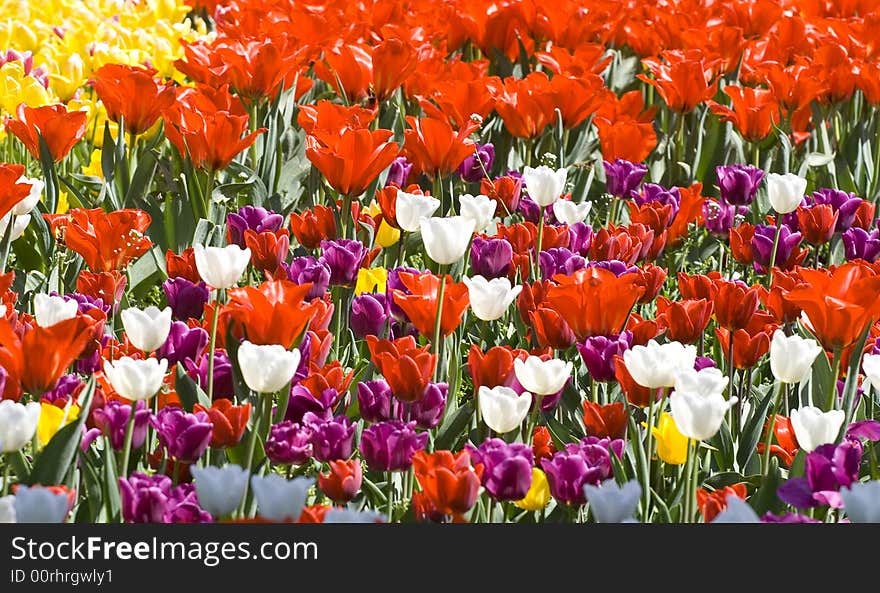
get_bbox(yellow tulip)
[515,468,551,511]
[48,53,85,101]
[375,219,401,248]
[81,150,103,179]
[354,267,388,295]
[648,412,689,465]
[37,402,80,448]
[0,62,53,115]
[56,191,70,215]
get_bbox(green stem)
[688,439,701,523]
[642,394,657,521]
[385,471,395,523]
[206,292,222,402]
[172,458,181,487]
[431,266,447,382]
[2,455,10,497]
[591,379,599,404]
[238,392,272,517]
[826,349,842,411]
[762,381,783,478]
[535,205,545,276]
[0,215,15,274]
[118,401,138,477]
[204,171,215,223]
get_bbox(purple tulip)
[285,384,337,424]
[61,291,110,315]
[319,239,367,287]
[539,248,586,280]
[303,413,355,462]
[227,206,283,248]
[77,334,109,374]
[633,183,681,218]
[751,224,802,273]
[152,407,213,463]
[810,188,862,231]
[568,222,593,256]
[777,440,862,509]
[351,292,389,338]
[703,199,747,235]
[517,195,542,223]
[457,143,494,183]
[586,259,639,276]
[119,473,211,523]
[157,321,208,366]
[357,380,402,423]
[411,382,447,429]
[283,256,331,300]
[42,374,83,406]
[265,421,313,465]
[577,332,633,382]
[716,165,764,206]
[760,512,820,523]
[603,159,647,198]
[93,400,151,450]
[540,437,621,506]
[843,227,880,262]
[846,420,880,442]
[184,350,233,401]
[359,421,427,472]
[163,277,209,321]
[385,156,413,188]
[694,356,718,371]
[470,236,513,279]
[469,439,534,501]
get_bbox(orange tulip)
[48,208,152,272]
[244,229,289,276]
[392,272,469,339]
[638,49,720,113]
[297,101,375,145]
[288,205,337,250]
[712,279,760,331]
[708,85,780,143]
[489,72,557,139]
[166,248,200,283]
[729,222,756,266]
[403,115,479,180]
[656,297,713,345]
[91,64,175,136]
[697,484,747,522]
[305,128,399,197]
[224,279,317,349]
[796,204,837,245]
[193,399,251,449]
[412,450,482,516]
[0,164,33,222]
[467,345,529,392]
[367,335,436,403]
[715,311,778,369]
[582,401,627,440]
[6,104,87,162]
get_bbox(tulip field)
[2,0,880,525]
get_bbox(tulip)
[540,439,618,505]
[303,413,355,462]
[0,400,40,452]
[350,292,389,338]
[420,216,476,265]
[470,236,513,279]
[162,277,209,321]
[319,239,367,287]
[386,157,414,188]
[226,206,283,249]
[514,356,572,396]
[470,439,534,501]
[190,464,249,518]
[120,306,172,353]
[462,275,522,321]
[673,367,729,399]
[553,200,592,226]
[152,407,213,464]
[478,385,531,434]
[284,256,331,300]
[583,479,641,523]
[514,468,552,511]
[412,450,482,516]
[103,357,168,402]
[769,329,822,384]
[33,293,78,328]
[459,194,497,233]
[237,341,300,394]
[193,244,251,290]
[318,460,362,504]
[93,400,151,450]
[576,332,633,383]
[0,213,30,244]
[0,495,14,522]
[767,173,807,214]
[12,175,43,216]
[841,481,880,523]
[522,165,567,207]
[119,473,211,523]
[623,339,697,389]
[582,401,627,440]
[354,266,388,295]
[789,406,844,452]
[250,475,313,522]
[411,382,447,429]
[265,421,313,465]
[716,165,764,206]
[862,354,880,391]
[650,412,689,465]
[843,227,880,263]
[156,322,208,367]
[12,486,70,523]
[359,420,427,472]
[356,380,401,424]
[669,389,736,441]
[603,159,647,198]
[396,191,440,232]
[457,143,494,183]
[37,402,79,447]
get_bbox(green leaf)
[748,460,784,515]
[710,419,735,471]
[125,149,159,207]
[737,385,775,470]
[175,362,211,412]
[28,377,96,486]
[841,323,872,432]
[434,401,474,451]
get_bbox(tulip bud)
[193,244,251,289]
[711,496,761,523]
[462,275,522,321]
[513,356,572,396]
[789,406,844,452]
[12,175,43,215]
[669,389,735,441]
[769,329,823,384]
[0,400,41,452]
[12,486,70,523]
[767,173,807,214]
[190,464,249,518]
[673,367,729,398]
[237,341,300,394]
[121,306,172,352]
[420,216,476,265]
[459,193,497,233]
[0,213,31,242]
[552,199,592,225]
[622,339,697,390]
[33,293,78,328]
[603,159,647,198]
[861,353,880,392]
[478,385,531,434]
[250,474,313,522]
[583,479,641,523]
[841,481,880,523]
[102,357,168,401]
[522,165,567,207]
[360,420,427,472]
[396,191,439,232]
[318,460,362,503]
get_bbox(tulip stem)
[765,214,783,285]
[533,206,545,279]
[119,401,138,477]
[206,291,222,402]
[642,395,657,521]
[827,348,842,411]
[761,381,783,478]
[2,455,10,497]
[172,459,181,487]
[385,472,394,523]
[0,216,14,274]
[238,392,272,517]
[431,266,447,382]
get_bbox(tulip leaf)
[175,362,211,412]
[434,401,473,451]
[545,414,575,450]
[27,376,96,486]
[102,440,121,522]
[709,420,735,472]
[841,323,872,434]
[126,149,159,207]
[736,385,774,470]
[224,323,255,404]
[748,460,784,516]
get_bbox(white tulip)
[841,481,880,523]
[121,306,172,352]
[13,486,69,523]
[102,357,168,401]
[623,339,697,390]
[462,275,522,321]
[420,216,476,265]
[33,293,78,328]
[193,243,251,289]
[712,496,760,523]
[191,464,249,518]
[769,329,823,384]
[861,353,880,392]
[669,390,736,441]
[522,165,567,207]
[238,340,300,394]
[789,406,844,452]
[673,367,728,399]
[0,213,31,242]
[513,356,572,395]
[396,191,440,232]
[459,193,496,233]
[583,479,641,523]
[0,495,15,523]
[0,400,41,452]
[766,172,806,214]
[251,475,313,522]
[552,199,592,225]
[478,385,531,434]
[12,176,44,216]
